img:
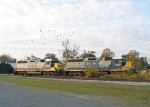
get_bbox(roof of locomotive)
[67,57,99,62]
[17,57,59,63]
[67,57,84,62]
[113,56,122,59]
[84,57,99,61]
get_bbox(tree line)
[60,39,150,70]
[0,39,150,74]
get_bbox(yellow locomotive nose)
[50,63,62,71]
[55,63,62,71]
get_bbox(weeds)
[99,70,150,81]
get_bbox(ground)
[0,75,150,107]
[0,83,126,107]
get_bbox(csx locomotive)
[15,58,62,76]
[15,55,132,77]
[65,55,131,76]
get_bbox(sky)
[0,0,150,60]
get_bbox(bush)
[0,62,14,74]
[99,70,150,81]
[84,67,95,78]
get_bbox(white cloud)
[0,0,149,59]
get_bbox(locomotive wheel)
[43,72,46,76]
[107,71,111,74]
[48,72,51,76]
[65,72,69,76]
[14,71,18,75]
[21,72,23,75]
[23,72,27,76]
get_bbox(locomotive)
[15,58,62,76]
[65,55,131,76]
[15,55,132,77]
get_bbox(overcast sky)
[0,0,150,60]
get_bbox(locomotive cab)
[49,58,62,75]
[110,56,127,72]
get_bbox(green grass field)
[0,76,150,106]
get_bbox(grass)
[0,74,12,76]
[0,76,150,106]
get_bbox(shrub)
[99,70,150,81]
[84,67,95,78]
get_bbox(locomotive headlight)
[84,61,90,67]
[93,62,96,65]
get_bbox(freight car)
[65,56,131,76]
[15,58,62,76]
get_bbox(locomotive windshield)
[67,58,83,62]
[88,57,96,60]
[105,57,112,61]
[17,61,27,63]
[40,60,45,62]
[51,58,59,63]
[51,58,59,67]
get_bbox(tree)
[126,50,140,64]
[140,57,150,69]
[0,62,14,74]
[100,48,115,58]
[70,44,80,58]
[125,50,148,70]
[0,54,16,63]
[26,54,40,60]
[126,50,140,59]
[80,50,96,59]
[0,54,15,74]
[62,38,71,60]
[62,38,80,60]
[44,53,56,59]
